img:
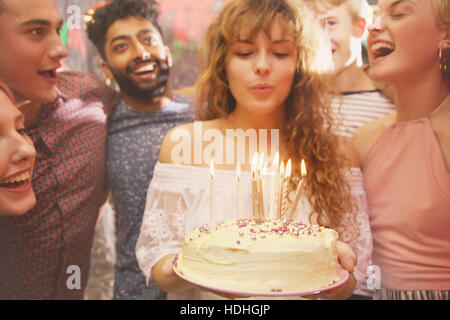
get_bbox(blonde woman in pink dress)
[353,0,450,300]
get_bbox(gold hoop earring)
[439,47,449,82]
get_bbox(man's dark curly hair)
[86,0,162,60]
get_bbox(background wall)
[57,0,379,90]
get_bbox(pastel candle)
[262,162,268,203]
[277,161,285,220]
[251,153,259,220]
[257,159,266,223]
[287,159,307,222]
[269,152,279,219]
[281,159,292,220]
[209,159,216,232]
[236,162,243,219]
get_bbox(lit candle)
[277,161,285,220]
[262,162,268,200]
[209,159,216,232]
[257,153,265,223]
[236,162,243,219]
[286,159,307,223]
[281,159,292,220]
[269,152,279,218]
[251,153,259,221]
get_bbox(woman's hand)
[336,240,357,273]
[152,254,195,293]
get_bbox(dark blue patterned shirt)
[107,94,193,300]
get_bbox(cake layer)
[177,218,339,293]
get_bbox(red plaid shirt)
[0,72,119,299]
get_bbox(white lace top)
[136,162,372,299]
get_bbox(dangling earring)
[105,78,116,88]
[439,47,450,82]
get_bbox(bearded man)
[87,0,193,300]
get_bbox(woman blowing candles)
[0,81,36,216]
[353,0,450,300]
[136,0,371,299]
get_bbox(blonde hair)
[304,0,372,25]
[432,0,450,29]
[196,0,355,229]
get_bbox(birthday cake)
[175,218,340,293]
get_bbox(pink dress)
[363,117,450,292]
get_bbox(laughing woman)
[353,0,450,300]
[0,81,36,216]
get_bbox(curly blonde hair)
[196,0,355,228]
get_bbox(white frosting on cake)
[176,218,339,293]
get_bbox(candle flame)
[279,161,285,176]
[301,159,307,177]
[209,159,215,180]
[272,152,279,170]
[262,162,268,176]
[285,159,292,179]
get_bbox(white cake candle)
[236,163,243,219]
[281,159,292,220]
[257,153,265,223]
[251,153,259,220]
[277,161,285,220]
[209,159,216,232]
[269,152,279,219]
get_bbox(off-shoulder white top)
[136,162,372,299]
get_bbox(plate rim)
[173,260,349,297]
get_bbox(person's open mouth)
[0,170,32,192]
[370,41,395,60]
[37,68,58,82]
[132,62,158,79]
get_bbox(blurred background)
[57,0,232,90]
[57,0,379,91]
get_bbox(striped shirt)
[375,288,450,300]
[331,90,395,138]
